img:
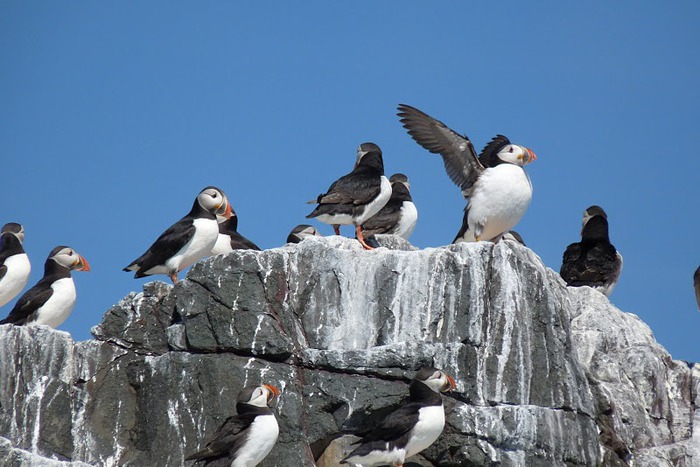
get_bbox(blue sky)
[1,3,699,362]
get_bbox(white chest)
[211,233,234,256]
[232,414,279,467]
[32,277,76,329]
[356,176,392,225]
[468,164,533,240]
[405,404,446,458]
[393,201,418,239]
[166,218,219,272]
[0,253,31,307]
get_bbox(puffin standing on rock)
[361,173,418,240]
[397,104,536,243]
[0,246,89,328]
[124,186,232,284]
[306,142,392,250]
[560,205,623,297]
[341,367,456,467]
[186,384,281,467]
[0,223,31,308]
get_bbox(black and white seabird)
[186,384,280,467]
[286,224,322,244]
[0,246,89,328]
[694,266,700,310]
[501,230,526,246]
[361,173,418,240]
[397,104,536,243]
[341,367,456,467]
[560,205,623,297]
[0,223,31,308]
[306,142,392,250]
[124,186,232,284]
[211,211,261,255]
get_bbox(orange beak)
[218,200,233,220]
[263,384,280,401]
[75,255,90,272]
[443,373,456,392]
[525,148,537,164]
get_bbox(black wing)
[344,402,422,461]
[228,231,261,251]
[315,171,382,206]
[398,104,484,198]
[0,280,53,325]
[0,264,6,282]
[124,217,196,276]
[362,199,402,235]
[185,413,256,462]
[560,242,619,287]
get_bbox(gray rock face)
[0,235,698,466]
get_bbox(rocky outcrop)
[0,235,698,466]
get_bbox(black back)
[1,252,72,325]
[218,217,261,251]
[560,215,619,287]
[362,180,413,235]
[124,199,216,277]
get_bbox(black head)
[581,215,610,242]
[389,173,409,184]
[582,205,609,234]
[354,142,384,171]
[1,223,24,244]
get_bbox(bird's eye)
[69,251,74,256]
[508,147,514,153]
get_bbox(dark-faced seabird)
[211,211,261,255]
[286,224,323,244]
[124,186,232,284]
[560,205,623,297]
[0,246,89,328]
[186,384,280,467]
[341,367,456,467]
[306,143,392,250]
[0,223,31,308]
[397,104,536,243]
[361,173,418,240]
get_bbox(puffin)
[501,230,526,246]
[361,173,418,240]
[560,205,623,297]
[0,246,90,328]
[211,212,261,255]
[397,104,536,243]
[186,384,280,467]
[124,186,232,284]
[306,142,392,250]
[694,266,700,310]
[0,223,31,308]
[286,224,322,244]
[341,367,456,467]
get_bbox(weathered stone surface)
[0,235,697,466]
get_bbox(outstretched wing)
[398,104,484,198]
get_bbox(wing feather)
[397,104,483,197]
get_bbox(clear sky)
[1,3,699,362]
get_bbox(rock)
[0,235,697,466]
